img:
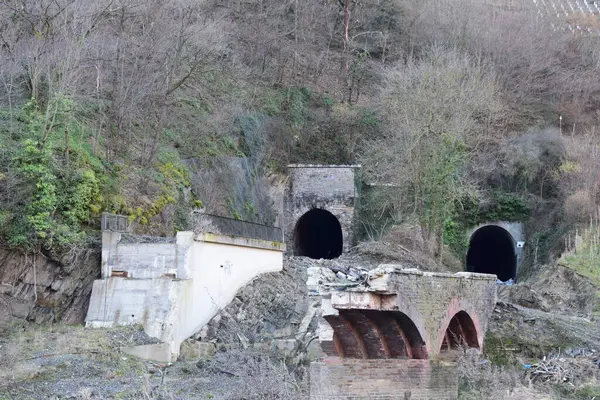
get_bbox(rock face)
[0,248,100,327]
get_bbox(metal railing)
[193,212,283,243]
[101,213,129,232]
[100,212,282,242]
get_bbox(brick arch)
[437,298,483,353]
[440,311,480,351]
[393,293,430,355]
[325,310,428,359]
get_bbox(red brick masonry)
[308,266,497,399]
[310,358,458,400]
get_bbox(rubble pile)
[525,350,600,384]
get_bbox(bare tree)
[362,46,507,256]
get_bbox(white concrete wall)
[86,277,190,344]
[101,231,194,279]
[86,231,284,359]
[173,233,285,348]
[109,243,180,278]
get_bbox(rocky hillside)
[0,248,99,328]
[0,251,599,399]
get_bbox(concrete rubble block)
[179,340,216,361]
[321,268,337,282]
[122,342,172,363]
[272,326,294,338]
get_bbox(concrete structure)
[85,230,285,361]
[285,165,359,259]
[308,265,497,399]
[467,221,525,281]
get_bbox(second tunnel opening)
[466,225,516,281]
[294,208,343,259]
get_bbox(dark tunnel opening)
[294,208,343,259]
[466,225,516,281]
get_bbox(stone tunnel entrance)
[294,208,343,259]
[467,225,516,281]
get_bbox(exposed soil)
[1,249,599,399]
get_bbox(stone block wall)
[285,165,359,254]
[310,358,458,400]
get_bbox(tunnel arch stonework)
[466,221,524,280]
[285,165,359,258]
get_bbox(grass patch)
[558,222,600,290]
[559,254,600,288]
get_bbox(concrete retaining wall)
[86,231,285,361]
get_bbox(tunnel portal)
[466,225,516,281]
[294,208,343,259]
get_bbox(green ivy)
[63,169,101,225]
[0,96,111,252]
[444,191,530,257]
[459,192,530,227]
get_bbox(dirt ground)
[0,324,306,400]
[1,254,599,400]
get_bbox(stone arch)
[440,310,480,352]
[293,208,343,259]
[325,310,428,359]
[467,224,517,281]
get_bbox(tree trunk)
[342,0,351,103]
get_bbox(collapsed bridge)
[308,265,497,399]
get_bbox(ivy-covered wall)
[443,192,530,262]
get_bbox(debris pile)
[525,351,600,385]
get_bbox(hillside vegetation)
[0,0,599,276]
